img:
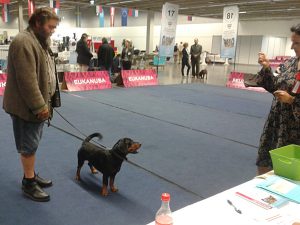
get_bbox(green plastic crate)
[270,144,300,180]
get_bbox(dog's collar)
[111,151,127,161]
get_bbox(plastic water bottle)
[155,193,173,225]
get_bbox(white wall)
[261,36,287,59]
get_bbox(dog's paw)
[101,190,109,196]
[111,187,119,193]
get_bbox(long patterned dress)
[256,57,300,168]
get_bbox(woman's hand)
[273,90,295,104]
[258,52,270,69]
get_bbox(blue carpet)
[0,83,273,225]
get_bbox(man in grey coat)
[3,7,59,202]
[190,38,202,77]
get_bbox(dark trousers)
[181,59,190,76]
[191,57,200,76]
[122,61,132,70]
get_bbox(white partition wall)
[261,36,287,59]
[212,35,262,65]
[236,36,263,64]
[248,36,263,64]
[211,35,221,54]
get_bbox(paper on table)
[257,175,300,203]
[235,186,289,209]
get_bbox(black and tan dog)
[76,133,141,196]
[197,69,208,79]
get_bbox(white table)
[147,173,300,225]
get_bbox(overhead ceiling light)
[90,0,94,5]
[239,11,247,14]
[106,2,120,5]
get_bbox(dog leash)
[48,108,204,199]
[47,108,108,149]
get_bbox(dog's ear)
[115,138,133,153]
[123,138,134,149]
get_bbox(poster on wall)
[159,2,179,57]
[220,6,239,59]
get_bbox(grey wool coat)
[3,28,54,122]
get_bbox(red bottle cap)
[161,193,170,201]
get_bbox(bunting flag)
[50,0,60,9]
[50,0,60,14]
[187,15,192,21]
[2,3,8,23]
[0,0,9,3]
[98,6,104,27]
[128,8,132,17]
[133,9,138,17]
[121,8,127,26]
[28,0,35,17]
[95,5,102,15]
[110,7,115,27]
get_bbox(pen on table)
[227,199,242,214]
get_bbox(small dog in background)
[76,133,141,196]
[197,69,208,79]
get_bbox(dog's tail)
[84,133,103,143]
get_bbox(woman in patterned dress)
[256,24,300,175]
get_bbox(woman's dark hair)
[28,7,60,28]
[291,24,300,35]
[81,33,88,40]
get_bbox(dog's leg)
[101,175,109,196]
[76,167,82,181]
[109,174,118,193]
[88,162,98,174]
[76,158,85,181]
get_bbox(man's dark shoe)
[35,174,53,188]
[22,180,50,202]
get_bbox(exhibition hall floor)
[155,62,260,86]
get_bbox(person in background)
[190,38,202,77]
[173,43,179,63]
[112,54,121,75]
[178,42,184,64]
[97,37,115,80]
[121,39,134,70]
[255,23,300,175]
[2,7,60,202]
[76,33,93,72]
[181,42,191,76]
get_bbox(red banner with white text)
[121,69,158,88]
[226,72,266,92]
[0,73,7,95]
[63,71,112,91]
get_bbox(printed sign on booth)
[0,73,7,95]
[121,69,158,88]
[63,71,112,91]
[226,72,266,92]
